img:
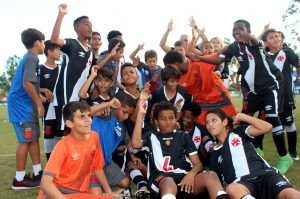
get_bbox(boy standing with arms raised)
[8,28,45,189]
[51,4,93,130]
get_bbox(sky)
[0,0,298,74]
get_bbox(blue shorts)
[12,122,40,143]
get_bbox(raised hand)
[58,4,68,15]
[167,19,174,32]
[90,65,100,77]
[109,42,120,57]
[137,43,144,50]
[109,98,121,109]
[188,16,197,28]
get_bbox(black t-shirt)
[55,39,93,105]
[39,64,59,120]
[222,42,283,94]
[142,130,197,178]
[210,125,275,185]
[268,48,299,108]
[150,86,191,112]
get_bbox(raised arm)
[51,4,68,47]
[78,65,98,100]
[96,42,120,69]
[131,93,149,148]
[159,20,174,53]
[129,44,144,62]
[257,22,270,40]
[188,16,208,42]
[233,113,273,137]
[90,98,121,116]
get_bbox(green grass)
[0,96,300,198]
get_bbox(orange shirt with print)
[42,131,104,193]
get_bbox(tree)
[0,55,20,97]
[282,0,300,51]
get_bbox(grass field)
[0,96,299,199]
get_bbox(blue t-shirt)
[91,114,128,164]
[8,52,40,122]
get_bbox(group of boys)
[7,3,300,199]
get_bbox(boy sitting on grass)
[38,101,122,199]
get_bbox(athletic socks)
[241,195,255,199]
[216,191,230,199]
[286,123,297,153]
[161,194,176,199]
[32,164,42,176]
[273,132,288,156]
[15,171,26,181]
[130,169,147,190]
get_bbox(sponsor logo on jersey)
[79,52,85,57]
[265,105,272,111]
[276,181,288,187]
[72,152,80,160]
[218,155,223,164]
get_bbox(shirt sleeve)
[43,139,67,177]
[23,54,38,83]
[221,44,235,63]
[235,125,253,139]
[92,133,105,171]
[183,132,198,156]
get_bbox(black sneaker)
[33,170,43,184]
[290,152,299,161]
[135,186,150,199]
[12,174,39,190]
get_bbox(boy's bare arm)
[23,81,44,117]
[90,98,121,116]
[41,175,66,199]
[96,43,120,69]
[78,65,98,100]
[159,20,173,53]
[51,4,68,47]
[129,44,144,62]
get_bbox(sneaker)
[255,147,264,158]
[123,188,132,199]
[12,173,39,190]
[289,152,299,161]
[32,170,43,184]
[135,186,150,199]
[276,154,294,174]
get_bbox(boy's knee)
[118,177,131,188]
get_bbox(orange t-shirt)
[178,60,199,96]
[42,131,104,193]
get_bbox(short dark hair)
[153,101,177,120]
[121,62,136,76]
[163,50,184,66]
[206,109,233,130]
[73,16,89,29]
[21,28,45,49]
[261,28,277,42]
[182,102,202,117]
[96,68,113,81]
[44,40,60,56]
[144,50,157,62]
[277,31,285,40]
[107,30,122,42]
[92,31,100,36]
[115,93,137,108]
[108,38,125,53]
[174,40,185,47]
[161,66,181,82]
[198,40,212,51]
[63,101,91,133]
[234,19,251,32]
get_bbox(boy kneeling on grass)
[38,101,122,199]
[131,97,229,199]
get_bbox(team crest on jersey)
[230,137,241,147]
[194,135,201,143]
[277,55,285,61]
[162,137,173,146]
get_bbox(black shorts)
[43,120,63,139]
[242,89,282,115]
[279,107,294,126]
[148,173,195,198]
[238,172,294,199]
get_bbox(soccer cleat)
[289,152,299,161]
[276,154,294,174]
[123,188,132,199]
[32,170,43,184]
[135,186,150,199]
[255,147,264,158]
[12,173,39,190]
